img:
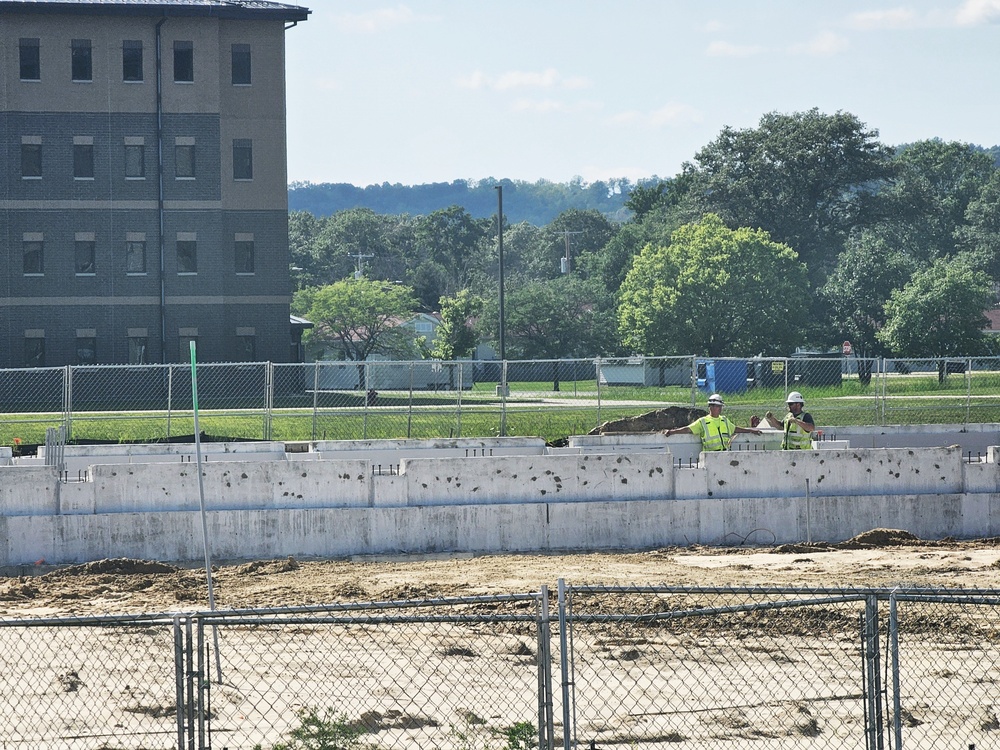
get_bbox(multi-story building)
[0,0,310,367]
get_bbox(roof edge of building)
[0,1,310,22]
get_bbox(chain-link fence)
[3,585,1000,749]
[3,355,1000,447]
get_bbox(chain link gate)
[5,588,1000,749]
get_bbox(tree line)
[290,109,1000,369]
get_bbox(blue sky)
[284,1,1000,187]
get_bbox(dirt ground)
[3,528,1000,617]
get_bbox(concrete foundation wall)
[2,435,1000,565]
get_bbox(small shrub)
[255,707,366,750]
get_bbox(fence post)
[456,362,463,438]
[690,354,698,407]
[167,365,174,439]
[536,584,555,750]
[173,615,187,750]
[63,365,73,441]
[408,362,414,439]
[312,361,320,441]
[264,361,274,441]
[594,357,602,429]
[363,362,370,440]
[557,578,572,750]
[966,357,973,428]
[889,593,903,750]
[864,595,886,750]
[500,360,508,437]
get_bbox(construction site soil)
[2,529,1000,617]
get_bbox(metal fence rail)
[3,586,1000,749]
[3,355,1000,445]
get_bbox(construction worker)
[762,391,815,450]
[663,393,762,451]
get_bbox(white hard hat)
[786,391,804,404]
[707,393,725,406]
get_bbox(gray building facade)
[0,0,310,366]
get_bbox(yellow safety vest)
[781,413,813,450]
[694,415,735,451]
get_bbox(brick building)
[0,0,310,366]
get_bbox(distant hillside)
[287,177,655,224]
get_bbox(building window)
[76,337,97,365]
[24,336,45,368]
[179,333,198,361]
[177,239,197,273]
[75,239,96,274]
[125,143,145,178]
[19,38,40,80]
[126,239,146,274]
[233,139,253,180]
[235,238,255,274]
[232,43,251,85]
[74,143,94,179]
[173,40,193,82]
[71,39,92,82]
[23,239,43,275]
[175,144,196,178]
[21,143,42,178]
[238,335,256,362]
[122,40,143,82]
[128,336,148,364]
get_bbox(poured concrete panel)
[699,447,963,499]
[88,460,371,513]
[402,453,673,506]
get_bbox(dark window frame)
[177,240,198,274]
[73,143,95,179]
[19,38,40,80]
[71,38,93,82]
[125,144,146,178]
[175,144,196,178]
[233,139,253,180]
[21,143,42,178]
[76,337,97,365]
[173,40,194,82]
[75,240,96,275]
[24,337,45,368]
[231,43,252,85]
[235,239,256,274]
[122,39,143,82]
[125,240,147,274]
[23,240,44,275]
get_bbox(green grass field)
[3,366,1000,449]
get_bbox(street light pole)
[496,185,505,362]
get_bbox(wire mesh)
[4,354,1000,449]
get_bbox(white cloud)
[511,99,602,114]
[333,5,416,33]
[611,102,703,129]
[705,40,764,57]
[456,68,591,92]
[956,0,1000,25]
[789,31,850,56]
[848,8,919,30]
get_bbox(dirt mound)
[44,558,178,578]
[231,557,301,576]
[589,406,707,435]
[839,528,921,549]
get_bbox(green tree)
[877,255,994,362]
[432,290,483,360]
[821,230,918,358]
[617,214,809,356]
[684,109,894,286]
[297,279,419,362]
[412,206,492,307]
[479,276,619,370]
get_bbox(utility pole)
[496,186,505,361]
[350,251,374,280]
[557,230,583,274]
